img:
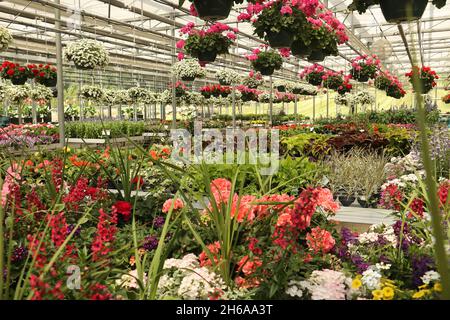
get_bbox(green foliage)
[251,51,283,73]
[184,32,232,57]
[282,133,332,158]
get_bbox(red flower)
[39,72,46,77]
[113,200,132,221]
[6,69,14,76]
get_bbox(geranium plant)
[215,69,241,85]
[177,22,237,63]
[242,70,264,88]
[29,63,58,87]
[200,84,231,98]
[0,26,13,52]
[247,48,283,76]
[337,76,352,95]
[405,66,439,94]
[64,39,110,70]
[299,64,325,86]
[237,85,260,102]
[322,71,344,90]
[0,61,33,85]
[171,58,206,81]
[169,81,188,98]
[350,54,381,82]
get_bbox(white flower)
[361,268,382,290]
[80,85,104,101]
[216,69,241,85]
[421,270,440,285]
[116,269,147,289]
[172,59,206,79]
[358,232,379,244]
[300,270,350,300]
[64,39,109,69]
[285,280,303,298]
[5,85,29,104]
[30,84,53,102]
[0,26,13,52]
[354,91,375,106]
[127,87,151,102]
[374,262,391,271]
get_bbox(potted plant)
[30,63,58,87]
[200,84,231,98]
[386,83,406,99]
[128,87,151,103]
[247,49,283,76]
[30,84,53,104]
[350,55,381,82]
[64,39,110,70]
[337,78,352,95]
[178,22,237,63]
[248,1,305,48]
[242,70,264,89]
[80,85,105,102]
[291,37,312,58]
[348,0,446,23]
[170,81,188,98]
[181,0,244,21]
[171,58,206,82]
[237,85,259,102]
[0,26,13,52]
[215,69,241,85]
[405,66,439,94]
[274,79,288,92]
[322,71,344,91]
[374,73,391,91]
[0,61,33,85]
[299,64,324,86]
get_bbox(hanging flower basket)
[197,50,218,63]
[322,72,344,91]
[192,0,234,21]
[0,61,33,85]
[64,39,110,70]
[300,64,325,87]
[308,50,325,63]
[249,50,283,77]
[181,76,196,82]
[216,69,240,85]
[379,0,428,23]
[10,75,29,86]
[266,30,294,49]
[290,39,312,58]
[405,66,439,95]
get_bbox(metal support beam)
[54,0,65,147]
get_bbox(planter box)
[329,205,394,233]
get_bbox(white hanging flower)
[258,92,271,103]
[80,85,104,101]
[30,84,53,102]
[171,59,206,79]
[290,82,317,95]
[113,90,132,105]
[127,87,151,102]
[0,26,13,52]
[102,89,115,105]
[64,39,110,69]
[215,69,241,85]
[5,85,28,104]
[335,93,356,107]
[355,91,375,106]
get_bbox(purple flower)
[351,255,369,273]
[143,235,159,251]
[152,216,165,229]
[11,246,28,263]
[67,224,81,237]
[411,255,435,287]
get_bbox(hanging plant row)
[350,54,381,83]
[177,22,238,64]
[64,39,110,70]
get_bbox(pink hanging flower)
[189,4,198,17]
[279,48,291,58]
[177,52,185,61]
[280,5,293,15]
[176,40,185,49]
[226,32,237,40]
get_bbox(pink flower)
[177,52,185,61]
[226,32,236,40]
[162,198,184,213]
[279,48,291,57]
[306,227,335,254]
[176,40,185,49]
[280,5,293,15]
[189,4,198,17]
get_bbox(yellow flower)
[434,283,442,293]
[418,284,428,290]
[372,290,383,300]
[412,290,425,299]
[382,287,395,300]
[351,279,362,290]
[63,146,71,153]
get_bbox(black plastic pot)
[197,50,217,63]
[338,195,356,207]
[36,77,57,87]
[193,0,234,21]
[308,50,325,63]
[266,30,294,49]
[357,74,369,83]
[181,76,196,82]
[379,0,428,23]
[292,88,302,94]
[258,66,275,76]
[277,86,286,92]
[291,39,312,58]
[74,63,94,70]
[10,76,28,85]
